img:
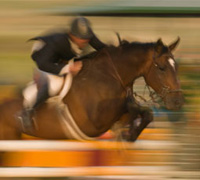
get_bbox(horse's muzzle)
[164,92,184,110]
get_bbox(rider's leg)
[19,71,64,131]
[19,73,49,131]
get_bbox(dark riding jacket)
[30,32,105,75]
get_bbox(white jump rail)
[0,140,180,151]
[0,166,175,177]
[0,140,185,178]
[0,166,199,178]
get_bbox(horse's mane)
[75,51,98,61]
[77,39,168,62]
[76,45,117,62]
[120,40,155,49]
[120,39,169,55]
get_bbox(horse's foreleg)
[111,113,131,141]
[130,107,153,141]
[126,98,153,141]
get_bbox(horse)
[0,37,184,141]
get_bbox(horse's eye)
[154,63,166,71]
[159,66,165,71]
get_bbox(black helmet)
[70,17,93,39]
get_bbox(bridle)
[103,48,182,106]
[144,50,182,100]
[133,50,183,106]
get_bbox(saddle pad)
[48,97,95,141]
[59,103,95,141]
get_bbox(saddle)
[24,69,94,141]
[46,73,94,141]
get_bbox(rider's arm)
[31,34,82,75]
[32,48,82,76]
[31,46,68,75]
[89,33,106,50]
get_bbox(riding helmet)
[70,17,93,39]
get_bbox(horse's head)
[144,37,184,110]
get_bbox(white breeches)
[23,70,64,109]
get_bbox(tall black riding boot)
[18,81,49,132]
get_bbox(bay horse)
[0,37,184,141]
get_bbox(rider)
[18,16,106,131]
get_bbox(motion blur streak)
[0,0,200,179]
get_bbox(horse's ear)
[168,37,180,51]
[154,38,164,54]
[116,32,122,46]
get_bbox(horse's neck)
[111,46,153,86]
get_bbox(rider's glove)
[59,59,82,76]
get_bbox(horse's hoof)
[129,132,138,142]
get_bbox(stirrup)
[16,109,37,133]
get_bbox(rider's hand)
[68,61,83,75]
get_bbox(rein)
[103,47,182,106]
[104,49,131,97]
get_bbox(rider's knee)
[47,74,64,96]
[23,82,38,108]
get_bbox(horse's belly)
[68,97,125,137]
[32,105,68,139]
[34,101,95,140]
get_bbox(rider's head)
[69,17,93,49]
